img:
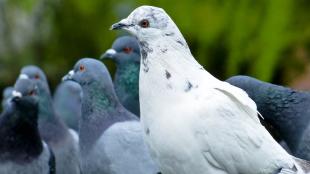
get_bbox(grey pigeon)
[53,81,82,131]
[111,5,310,174]
[226,75,310,160]
[2,86,13,110]
[101,36,141,116]
[63,58,159,174]
[0,78,55,174]
[19,65,80,174]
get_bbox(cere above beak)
[19,74,29,80]
[62,70,75,81]
[100,49,117,59]
[11,90,22,102]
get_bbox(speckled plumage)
[102,36,141,116]
[112,5,310,174]
[64,58,160,174]
[227,75,310,160]
[20,66,80,174]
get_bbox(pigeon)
[2,86,13,110]
[0,78,55,174]
[53,81,82,131]
[111,5,310,174]
[226,75,310,160]
[101,36,141,116]
[63,58,160,174]
[19,65,80,174]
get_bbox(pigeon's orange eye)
[123,47,132,54]
[79,65,86,72]
[34,74,40,80]
[139,19,150,28]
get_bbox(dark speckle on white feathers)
[139,41,153,73]
[146,128,150,135]
[160,48,168,53]
[184,81,193,92]
[165,32,174,36]
[165,70,171,79]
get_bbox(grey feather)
[20,65,81,174]
[101,36,141,116]
[64,58,160,174]
[227,75,310,160]
[54,81,82,131]
[0,78,54,174]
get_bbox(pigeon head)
[64,58,114,88]
[20,65,48,83]
[100,36,140,64]
[19,65,50,95]
[64,58,120,114]
[12,78,38,110]
[111,6,183,42]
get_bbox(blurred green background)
[1,0,310,93]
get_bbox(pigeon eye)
[34,74,40,80]
[139,19,150,28]
[79,65,86,72]
[29,90,35,96]
[123,47,132,54]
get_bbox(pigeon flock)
[1,5,310,174]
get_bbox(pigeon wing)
[189,85,292,174]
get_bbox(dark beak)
[110,22,128,30]
[12,96,20,102]
[100,49,116,60]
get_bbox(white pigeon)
[111,5,310,174]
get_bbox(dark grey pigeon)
[2,86,13,110]
[0,78,55,174]
[63,58,159,174]
[53,81,82,131]
[101,36,141,116]
[20,65,80,174]
[226,75,310,160]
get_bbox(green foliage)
[1,0,310,92]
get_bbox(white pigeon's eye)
[139,19,150,28]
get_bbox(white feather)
[118,5,305,174]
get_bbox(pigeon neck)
[38,87,67,144]
[82,80,121,113]
[138,36,216,117]
[0,103,43,163]
[79,80,136,154]
[114,62,140,103]
[38,86,56,121]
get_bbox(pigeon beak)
[62,70,75,81]
[110,19,133,30]
[100,49,117,59]
[11,90,22,102]
[19,74,29,80]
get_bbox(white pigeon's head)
[111,6,182,42]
